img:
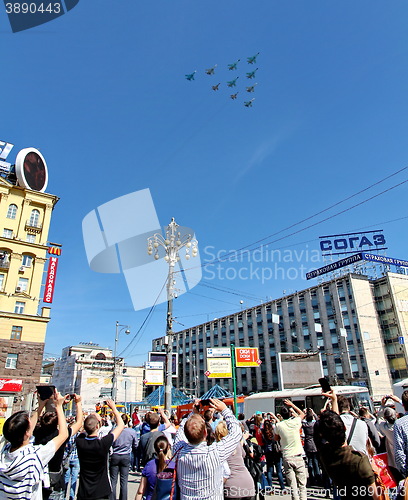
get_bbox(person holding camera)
[0,390,68,500]
[75,399,125,500]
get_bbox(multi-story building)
[51,343,144,411]
[0,167,58,415]
[153,272,408,400]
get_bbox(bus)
[244,385,373,417]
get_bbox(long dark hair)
[154,435,170,473]
[262,419,274,441]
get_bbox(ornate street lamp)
[147,218,198,412]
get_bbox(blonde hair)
[215,420,228,442]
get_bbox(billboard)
[15,147,48,192]
[144,369,164,386]
[277,352,323,390]
[306,252,408,280]
[319,230,387,257]
[43,256,59,303]
[207,347,231,358]
[235,347,261,367]
[148,352,178,377]
[205,358,232,378]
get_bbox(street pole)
[231,343,238,417]
[148,218,198,414]
[165,292,174,412]
[112,321,130,402]
[112,321,119,401]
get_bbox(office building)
[51,343,144,411]
[153,272,408,400]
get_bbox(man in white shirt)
[274,399,307,500]
[173,398,242,500]
[337,395,368,454]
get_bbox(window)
[29,209,40,227]
[21,255,33,267]
[0,274,4,290]
[26,234,35,243]
[3,229,13,238]
[17,278,28,291]
[6,204,17,219]
[5,353,18,369]
[14,302,25,314]
[10,325,22,339]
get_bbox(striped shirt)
[0,440,55,500]
[173,409,242,500]
[394,413,408,476]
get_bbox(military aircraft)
[246,68,258,79]
[227,77,239,88]
[228,59,240,70]
[205,65,217,75]
[185,71,196,81]
[247,53,260,64]
[246,83,258,93]
[244,98,255,107]
[212,83,221,91]
[230,92,239,100]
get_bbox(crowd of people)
[0,388,408,500]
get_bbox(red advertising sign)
[44,256,58,303]
[235,347,261,367]
[0,379,23,392]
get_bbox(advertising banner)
[206,358,232,378]
[144,369,164,386]
[235,347,261,367]
[206,348,231,358]
[149,352,178,377]
[44,256,58,303]
[0,379,23,392]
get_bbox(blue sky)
[1,0,408,366]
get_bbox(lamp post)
[112,321,130,402]
[186,354,199,399]
[147,218,198,412]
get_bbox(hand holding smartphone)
[318,378,331,393]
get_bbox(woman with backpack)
[262,419,285,491]
[134,435,175,500]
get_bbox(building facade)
[0,175,58,414]
[51,343,144,411]
[153,272,408,400]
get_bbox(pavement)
[124,471,332,499]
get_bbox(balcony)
[0,260,10,271]
[25,220,42,233]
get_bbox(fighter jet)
[246,68,258,79]
[230,92,239,100]
[244,98,255,107]
[227,77,239,88]
[247,53,260,64]
[205,65,217,75]
[228,59,240,70]
[185,71,196,81]
[212,83,221,91]
[246,83,258,93]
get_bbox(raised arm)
[51,391,69,451]
[159,408,172,430]
[30,393,48,430]
[322,391,338,414]
[70,394,83,435]
[211,399,242,462]
[106,399,125,441]
[283,399,305,420]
